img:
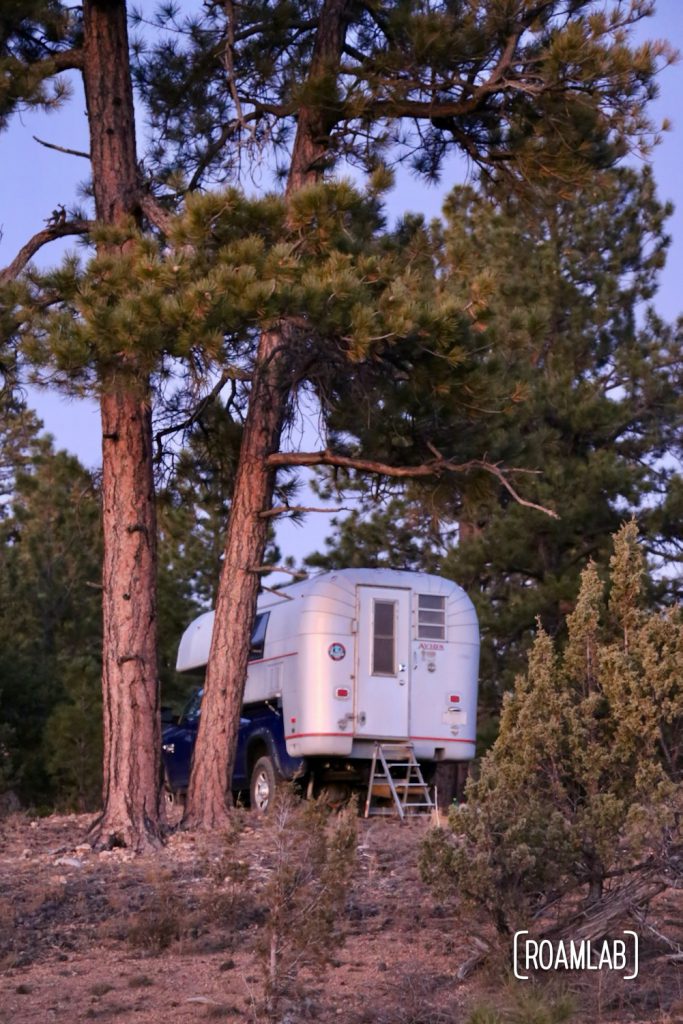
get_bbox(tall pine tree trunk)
[183,330,288,828]
[83,0,162,850]
[183,0,352,829]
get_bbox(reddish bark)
[83,0,139,225]
[286,0,353,196]
[183,0,353,829]
[183,331,288,828]
[82,0,162,850]
[96,391,161,849]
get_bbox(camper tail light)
[335,687,350,700]
[449,694,461,705]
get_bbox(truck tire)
[250,755,279,814]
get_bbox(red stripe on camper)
[287,732,476,745]
[287,731,352,740]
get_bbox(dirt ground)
[0,808,681,1024]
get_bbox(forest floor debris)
[0,810,681,1023]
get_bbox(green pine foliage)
[0,1,79,129]
[132,0,674,194]
[420,522,683,934]
[17,181,476,424]
[310,167,682,702]
[0,408,102,806]
[443,170,682,689]
[43,654,102,811]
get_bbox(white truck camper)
[174,568,479,805]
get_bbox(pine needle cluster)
[15,181,472,407]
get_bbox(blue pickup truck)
[161,690,303,811]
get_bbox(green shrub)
[421,523,683,934]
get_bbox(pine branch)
[139,193,176,236]
[0,218,92,285]
[222,0,247,133]
[33,135,90,159]
[35,47,84,74]
[259,503,351,519]
[266,449,559,519]
[154,369,249,459]
[251,565,309,578]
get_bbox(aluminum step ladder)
[364,742,435,820]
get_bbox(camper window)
[249,612,270,661]
[417,594,446,640]
[372,600,396,675]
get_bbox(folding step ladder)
[364,742,435,820]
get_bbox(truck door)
[355,586,411,738]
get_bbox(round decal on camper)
[328,642,346,661]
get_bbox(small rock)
[54,856,84,869]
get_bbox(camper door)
[355,586,410,738]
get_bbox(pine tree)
[3,1,675,835]
[310,166,682,706]
[133,0,673,196]
[421,522,683,934]
[1,1,167,848]
[165,0,675,830]
[0,391,234,809]
[0,408,102,806]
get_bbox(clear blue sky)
[1,1,681,560]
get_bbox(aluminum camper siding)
[175,569,479,762]
[276,570,479,761]
[274,573,359,759]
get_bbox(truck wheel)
[250,756,278,814]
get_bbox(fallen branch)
[629,906,683,957]
[266,448,558,519]
[543,871,667,944]
[456,935,491,981]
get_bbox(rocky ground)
[0,807,681,1024]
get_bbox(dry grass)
[0,810,681,1024]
